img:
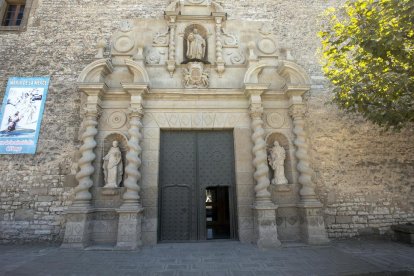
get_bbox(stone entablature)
[62,0,328,249]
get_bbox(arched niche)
[99,132,128,187]
[182,24,209,63]
[265,132,294,185]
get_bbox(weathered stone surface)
[0,0,413,245]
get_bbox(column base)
[61,207,94,249]
[297,201,329,245]
[115,206,144,250]
[253,201,281,249]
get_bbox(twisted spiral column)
[73,112,99,207]
[166,18,177,76]
[215,19,223,63]
[250,104,271,203]
[168,23,176,61]
[289,105,317,202]
[122,109,143,208]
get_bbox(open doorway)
[205,186,231,239]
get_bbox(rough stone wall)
[0,0,412,243]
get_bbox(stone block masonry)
[0,0,413,243]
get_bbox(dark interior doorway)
[158,130,237,242]
[205,186,230,239]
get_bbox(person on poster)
[7,111,23,132]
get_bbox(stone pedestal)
[253,202,281,248]
[298,202,329,244]
[115,207,144,250]
[61,208,93,248]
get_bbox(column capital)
[289,104,306,119]
[249,103,264,119]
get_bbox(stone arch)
[77,59,113,83]
[100,132,128,187]
[244,60,310,89]
[244,61,280,84]
[265,131,294,184]
[279,60,310,86]
[183,24,208,63]
[125,59,150,84]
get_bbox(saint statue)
[268,141,288,185]
[103,141,123,188]
[186,28,206,60]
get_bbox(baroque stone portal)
[62,0,329,250]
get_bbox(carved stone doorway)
[158,130,237,242]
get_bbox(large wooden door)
[159,130,236,242]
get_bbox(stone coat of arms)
[183,62,209,88]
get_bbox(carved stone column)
[289,104,329,244]
[62,84,104,248]
[289,105,317,202]
[73,85,104,207]
[213,13,226,77]
[165,13,178,77]
[246,84,281,248]
[116,83,148,250]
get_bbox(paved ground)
[0,240,413,276]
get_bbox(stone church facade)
[0,0,413,247]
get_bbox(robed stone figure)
[103,141,123,188]
[186,28,205,60]
[268,141,288,185]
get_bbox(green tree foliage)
[319,0,414,129]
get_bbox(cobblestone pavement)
[0,240,413,276]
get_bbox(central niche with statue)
[62,0,329,250]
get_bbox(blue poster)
[0,77,50,154]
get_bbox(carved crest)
[183,62,209,88]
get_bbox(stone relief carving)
[120,21,133,32]
[107,111,127,129]
[146,112,249,129]
[145,48,162,65]
[113,36,135,53]
[259,22,273,36]
[183,62,209,88]
[268,141,288,185]
[153,30,169,46]
[222,30,239,48]
[227,49,246,65]
[186,28,206,60]
[266,112,285,128]
[257,22,278,56]
[103,141,123,188]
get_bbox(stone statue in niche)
[186,28,206,60]
[103,141,123,188]
[268,141,288,185]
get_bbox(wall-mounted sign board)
[0,77,50,154]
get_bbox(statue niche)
[183,24,209,64]
[101,133,127,188]
[103,140,123,188]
